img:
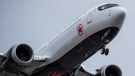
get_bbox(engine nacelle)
[1,44,34,74]
[96,64,122,76]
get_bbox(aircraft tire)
[105,48,109,55]
[101,48,105,54]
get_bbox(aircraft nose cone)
[118,7,127,19]
[113,7,127,29]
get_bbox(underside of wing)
[21,56,46,75]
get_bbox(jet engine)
[95,64,122,76]
[75,64,122,76]
[1,44,34,74]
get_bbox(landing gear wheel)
[101,48,105,55]
[105,48,109,55]
[101,48,109,56]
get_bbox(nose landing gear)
[100,29,111,56]
[101,47,109,56]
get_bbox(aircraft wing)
[0,53,46,76]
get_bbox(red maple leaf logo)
[77,24,83,36]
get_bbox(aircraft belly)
[57,27,119,69]
[57,36,103,69]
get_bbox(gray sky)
[0,0,134,76]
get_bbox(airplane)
[0,3,126,76]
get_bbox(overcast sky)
[0,0,134,76]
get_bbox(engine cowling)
[1,43,34,74]
[97,64,122,76]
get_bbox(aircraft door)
[87,13,92,24]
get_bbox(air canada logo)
[77,24,83,36]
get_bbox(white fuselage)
[34,4,126,66]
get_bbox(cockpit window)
[98,4,119,11]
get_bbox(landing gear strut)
[101,47,109,56]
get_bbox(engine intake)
[12,44,33,65]
[1,43,34,74]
